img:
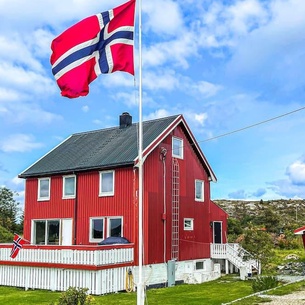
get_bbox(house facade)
[20,113,227,264]
[0,113,257,294]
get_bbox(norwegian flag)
[10,234,26,259]
[50,0,135,98]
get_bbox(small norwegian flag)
[10,234,26,259]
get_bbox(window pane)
[92,219,104,239]
[39,179,49,198]
[184,220,191,228]
[101,172,113,193]
[47,220,60,245]
[173,138,182,157]
[35,221,46,245]
[109,218,122,237]
[64,176,75,196]
[196,180,203,200]
[196,261,204,270]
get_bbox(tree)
[241,226,275,270]
[0,187,19,233]
[262,207,281,233]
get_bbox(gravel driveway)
[258,290,305,304]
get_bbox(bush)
[252,276,279,292]
[51,287,95,305]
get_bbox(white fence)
[0,264,129,294]
[0,244,134,294]
[0,245,134,266]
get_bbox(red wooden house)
[0,113,259,294]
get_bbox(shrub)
[51,287,95,305]
[252,276,279,292]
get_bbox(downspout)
[160,147,167,263]
[73,172,78,245]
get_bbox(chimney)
[119,112,132,129]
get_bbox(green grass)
[1,276,304,305]
[0,286,61,305]
[0,276,253,305]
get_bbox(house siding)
[142,125,215,265]
[76,168,136,245]
[23,176,75,241]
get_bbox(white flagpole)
[137,0,145,304]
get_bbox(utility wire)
[200,105,305,143]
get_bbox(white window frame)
[107,217,123,237]
[89,217,105,242]
[38,177,50,201]
[172,136,183,159]
[31,219,61,245]
[195,179,204,202]
[184,218,194,231]
[63,175,76,199]
[99,170,115,196]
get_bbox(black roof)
[19,114,180,178]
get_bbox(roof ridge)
[71,114,181,136]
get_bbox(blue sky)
[1,0,305,211]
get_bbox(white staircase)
[211,243,261,277]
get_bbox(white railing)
[210,243,260,273]
[0,264,129,294]
[0,244,134,266]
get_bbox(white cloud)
[0,101,62,125]
[82,105,89,113]
[143,0,184,36]
[112,91,138,107]
[226,0,305,89]
[0,88,21,102]
[0,134,44,153]
[0,62,55,95]
[193,81,222,98]
[101,72,134,88]
[143,32,197,69]
[143,70,179,91]
[0,0,112,32]
[32,29,55,58]
[144,109,172,121]
[226,0,268,35]
[286,159,305,185]
[0,35,44,72]
[12,176,24,186]
[194,113,208,126]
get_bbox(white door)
[61,219,73,245]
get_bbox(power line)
[200,105,305,143]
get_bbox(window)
[195,179,204,202]
[63,175,76,198]
[195,261,205,270]
[32,219,60,245]
[38,178,50,200]
[89,217,122,242]
[99,171,114,196]
[184,218,194,231]
[90,218,104,242]
[108,217,122,237]
[172,137,183,159]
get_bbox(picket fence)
[0,244,134,294]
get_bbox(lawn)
[0,276,253,305]
[0,275,304,305]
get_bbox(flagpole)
[137,0,145,303]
